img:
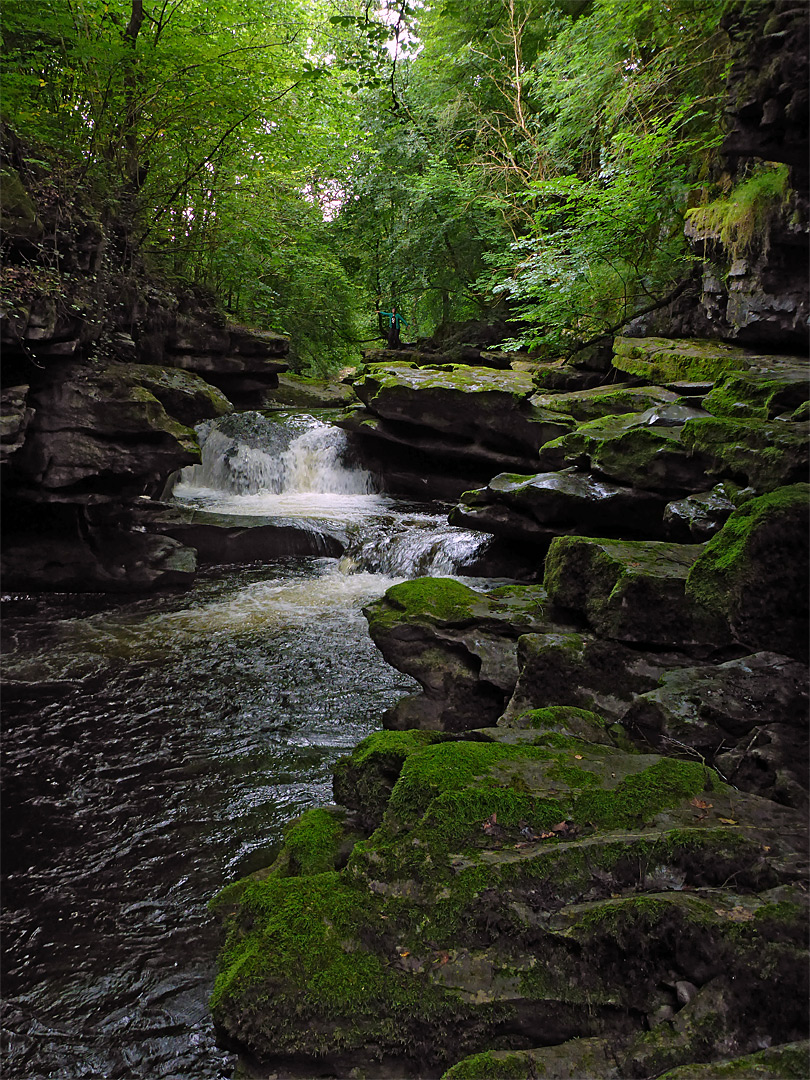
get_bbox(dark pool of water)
[1,559,418,1079]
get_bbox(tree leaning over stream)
[3,0,740,369]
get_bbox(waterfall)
[171,412,491,578]
[176,412,374,497]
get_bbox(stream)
[0,412,492,1079]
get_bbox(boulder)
[663,484,740,541]
[0,384,35,463]
[0,529,197,592]
[543,536,724,647]
[611,337,759,384]
[137,504,344,563]
[262,373,357,409]
[653,1041,810,1080]
[681,415,809,493]
[529,383,681,422]
[685,484,810,658]
[211,724,809,1077]
[623,651,809,809]
[501,631,703,725]
[702,367,809,421]
[536,408,716,495]
[352,362,574,462]
[7,363,200,497]
[363,578,549,731]
[450,469,669,544]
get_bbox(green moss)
[685,484,809,616]
[282,808,346,876]
[210,871,463,1057]
[702,372,808,421]
[656,1041,810,1079]
[681,416,809,492]
[367,577,482,632]
[612,337,750,383]
[685,164,790,259]
[573,758,713,829]
[442,1049,530,1079]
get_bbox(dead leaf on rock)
[690,798,713,810]
[718,817,737,824]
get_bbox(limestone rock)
[663,484,740,541]
[623,651,809,808]
[611,337,759,384]
[262,373,357,409]
[654,1041,810,1080]
[211,725,808,1077]
[543,536,724,646]
[442,1037,622,1079]
[450,469,668,544]
[8,363,200,497]
[702,367,809,421]
[681,415,809,493]
[352,362,574,461]
[0,529,197,592]
[0,384,35,463]
[363,578,549,731]
[529,383,681,422]
[536,408,716,495]
[685,484,810,658]
[501,631,702,724]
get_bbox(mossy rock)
[453,469,668,543]
[656,1040,810,1079]
[536,411,715,494]
[611,337,753,384]
[529,384,681,422]
[681,416,809,493]
[333,729,446,830]
[125,363,233,426]
[543,536,725,646]
[364,578,549,732]
[702,370,810,421]
[442,1037,621,1079]
[685,484,809,658]
[0,167,44,240]
[501,631,695,724]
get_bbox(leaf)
[718,817,737,824]
[690,798,712,810]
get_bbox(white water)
[172,412,491,578]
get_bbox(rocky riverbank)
[209,330,809,1080]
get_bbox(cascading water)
[0,409,493,1079]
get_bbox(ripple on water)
[1,557,418,1079]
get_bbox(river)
[0,412,491,1079]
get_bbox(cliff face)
[1,131,289,591]
[629,0,809,352]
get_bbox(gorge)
[1,1,808,1079]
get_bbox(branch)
[570,277,691,355]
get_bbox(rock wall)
[1,132,290,591]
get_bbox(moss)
[281,808,346,876]
[573,758,714,829]
[685,164,790,259]
[366,577,482,633]
[681,416,809,492]
[611,337,750,384]
[702,372,809,421]
[442,1049,530,1079]
[656,1041,810,1079]
[210,871,464,1058]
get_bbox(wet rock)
[611,337,761,384]
[262,373,357,409]
[702,367,809,421]
[0,384,35,463]
[685,484,809,658]
[363,577,549,731]
[532,362,615,393]
[352,362,574,463]
[655,1040,810,1079]
[623,651,809,808]
[450,469,669,544]
[529,383,681,422]
[536,409,716,495]
[137,504,344,564]
[442,1037,622,1079]
[7,363,200,498]
[0,529,197,592]
[211,724,808,1077]
[543,536,725,647]
[681,415,809,493]
[663,484,740,541]
[501,631,701,724]
[0,166,44,241]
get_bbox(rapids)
[0,412,492,1078]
